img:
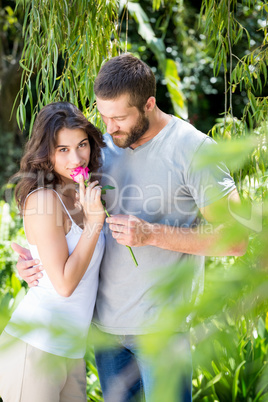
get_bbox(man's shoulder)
[170,116,208,142]
[167,116,213,154]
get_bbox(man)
[14,53,247,402]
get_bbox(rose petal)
[70,167,90,183]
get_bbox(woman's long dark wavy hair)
[14,102,105,212]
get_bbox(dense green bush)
[0,200,26,329]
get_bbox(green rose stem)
[101,202,138,267]
[72,168,139,268]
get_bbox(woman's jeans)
[94,331,192,402]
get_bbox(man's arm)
[106,190,248,257]
[11,243,43,287]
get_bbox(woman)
[0,102,106,401]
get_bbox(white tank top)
[6,188,105,358]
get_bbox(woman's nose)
[69,150,82,165]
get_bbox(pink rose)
[70,166,90,184]
[71,166,138,266]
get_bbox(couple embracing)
[0,54,247,402]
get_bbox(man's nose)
[106,119,119,134]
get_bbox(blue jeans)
[94,331,192,402]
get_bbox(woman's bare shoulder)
[24,188,61,214]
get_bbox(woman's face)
[52,127,91,184]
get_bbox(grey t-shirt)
[93,116,236,335]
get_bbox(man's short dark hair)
[94,53,156,112]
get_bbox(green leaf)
[101,185,115,195]
[102,185,115,191]
[19,59,33,73]
[11,273,22,297]
[232,360,246,401]
[10,287,26,313]
[26,83,33,113]
[165,59,188,120]
[19,102,26,129]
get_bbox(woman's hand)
[78,176,106,226]
[11,242,43,287]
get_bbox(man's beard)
[111,113,150,148]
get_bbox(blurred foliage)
[0,199,26,331]
[135,161,268,401]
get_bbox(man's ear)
[144,96,156,112]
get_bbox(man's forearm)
[106,213,248,257]
[146,222,248,257]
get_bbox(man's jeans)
[94,332,192,402]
